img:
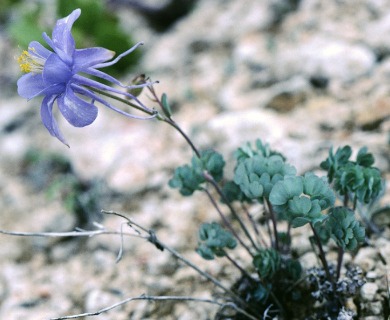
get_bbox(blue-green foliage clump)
[223,140,292,202]
[335,164,382,204]
[252,283,272,303]
[327,207,365,251]
[221,180,251,203]
[168,163,204,196]
[320,145,352,181]
[233,141,295,201]
[169,150,225,195]
[269,173,335,227]
[253,248,281,280]
[321,146,383,204]
[234,154,296,200]
[168,139,384,319]
[196,222,237,260]
[234,139,286,162]
[284,258,303,281]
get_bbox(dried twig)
[49,294,258,320]
[0,229,138,238]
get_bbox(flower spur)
[17,8,157,146]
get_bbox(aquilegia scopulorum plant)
[16,9,386,320]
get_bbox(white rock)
[367,301,383,315]
[299,251,319,269]
[0,100,32,159]
[264,76,311,112]
[84,288,121,312]
[360,316,383,320]
[360,282,378,301]
[376,238,390,266]
[354,247,377,272]
[365,271,378,281]
[276,36,376,82]
[233,33,273,66]
[365,12,390,54]
[193,109,286,156]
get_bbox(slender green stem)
[147,85,200,157]
[352,194,358,211]
[225,254,286,318]
[204,172,258,256]
[148,86,257,255]
[336,247,344,280]
[343,193,349,207]
[162,117,201,158]
[265,198,279,251]
[159,117,255,255]
[265,215,273,249]
[269,291,286,317]
[87,86,157,116]
[224,252,256,281]
[242,203,268,248]
[148,230,248,306]
[103,211,249,307]
[241,204,260,237]
[286,222,292,253]
[310,225,340,304]
[204,189,254,257]
[285,274,311,293]
[309,223,333,284]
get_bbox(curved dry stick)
[49,294,258,320]
[0,229,137,238]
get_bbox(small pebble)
[365,271,378,281]
[360,282,378,301]
[368,301,383,315]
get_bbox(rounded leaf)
[253,249,281,280]
[327,207,365,251]
[269,176,303,206]
[196,223,237,260]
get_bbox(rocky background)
[0,0,389,319]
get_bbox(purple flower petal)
[17,8,153,146]
[28,41,52,59]
[42,32,55,51]
[40,95,69,146]
[17,72,68,99]
[17,73,46,99]
[73,84,157,120]
[57,85,98,127]
[84,68,157,89]
[51,9,80,64]
[94,42,143,69]
[82,68,129,87]
[73,48,115,71]
[72,74,155,113]
[43,54,72,86]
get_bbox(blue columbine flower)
[17,8,156,146]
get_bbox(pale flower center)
[17,47,46,73]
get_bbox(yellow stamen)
[17,47,46,73]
